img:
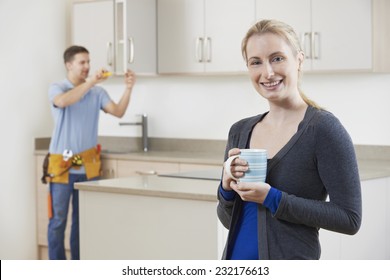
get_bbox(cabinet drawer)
[101,159,117,179]
[179,163,221,172]
[117,160,179,177]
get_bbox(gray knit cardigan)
[217,106,362,260]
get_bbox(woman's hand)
[222,148,248,191]
[222,147,271,203]
[230,181,271,204]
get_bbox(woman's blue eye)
[249,60,261,66]
[272,56,284,62]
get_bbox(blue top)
[219,185,282,259]
[48,79,111,173]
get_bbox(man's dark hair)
[63,45,89,63]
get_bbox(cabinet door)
[205,0,255,73]
[179,163,221,172]
[117,160,179,177]
[311,0,371,71]
[72,1,115,74]
[158,0,205,73]
[256,0,372,71]
[255,0,311,72]
[123,0,157,74]
[101,158,117,179]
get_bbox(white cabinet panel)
[256,0,372,71]
[117,159,179,177]
[158,0,255,74]
[73,0,156,75]
[78,188,218,259]
[204,0,255,72]
[72,0,115,74]
[311,0,371,71]
[120,0,157,74]
[158,0,204,73]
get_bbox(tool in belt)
[42,145,101,219]
[41,144,101,184]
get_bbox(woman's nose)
[264,62,274,79]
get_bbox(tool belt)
[41,145,101,184]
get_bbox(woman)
[217,19,362,260]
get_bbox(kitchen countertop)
[75,175,218,201]
[355,159,390,181]
[35,149,390,181]
[75,157,390,201]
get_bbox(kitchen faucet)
[119,114,148,152]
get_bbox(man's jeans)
[48,173,87,260]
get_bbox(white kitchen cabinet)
[116,159,179,177]
[72,0,115,74]
[158,0,255,74]
[115,0,157,74]
[101,158,117,179]
[179,163,220,173]
[77,176,219,259]
[256,0,372,72]
[72,0,156,75]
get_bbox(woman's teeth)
[262,80,281,87]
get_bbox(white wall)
[100,73,390,145]
[1,0,389,260]
[0,0,67,259]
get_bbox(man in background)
[45,45,136,259]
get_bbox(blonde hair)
[242,19,321,109]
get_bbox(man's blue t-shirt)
[48,79,111,173]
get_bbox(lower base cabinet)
[78,188,219,259]
[35,155,221,259]
[37,154,389,259]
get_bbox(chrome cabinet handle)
[311,32,315,60]
[106,41,113,66]
[303,32,312,59]
[135,170,158,175]
[313,32,319,60]
[102,168,115,178]
[128,37,134,64]
[205,37,212,63]
[196,37,204,63]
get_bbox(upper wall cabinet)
[72,0,156,75]
[72,0,114,74]
[158,0,256,74]
[256,0,372,72]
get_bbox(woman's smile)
[261,79,283,90]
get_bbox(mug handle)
[224,155,240,180]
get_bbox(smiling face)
[246,32,303,104]
[66,52,90,83]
